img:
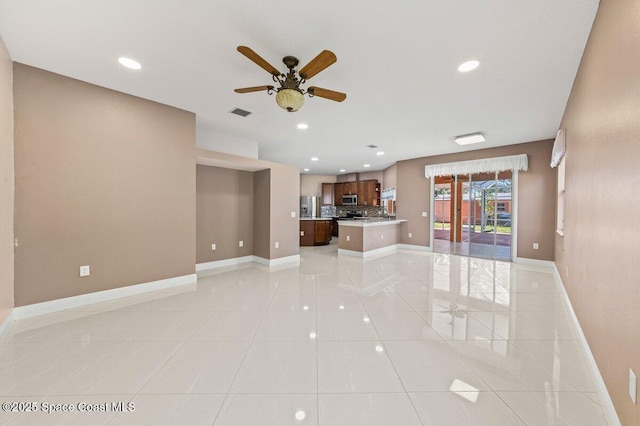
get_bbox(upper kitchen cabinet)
[334,183,344,206]
[321,183,334,205]
[334,179,380,206]
[357,180,381,206]
[343,181,357,195]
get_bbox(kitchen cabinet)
[343,181,357,195]
[321,183,334,205]
[300,219,332,246]
[334,180,380,206]
[357,180,381,206]
[334,183,344,206]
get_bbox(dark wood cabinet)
[300,219,332,246]
[344,181,357,195]
[315,220,328,244]
[321,183,334,205]
[334,183,344,206]
[333,179,380,206]
[356,180,381,206]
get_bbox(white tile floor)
[0,241,611,425]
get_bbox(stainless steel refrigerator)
[300,196,321,218]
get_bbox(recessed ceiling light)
[376,151,385,156]
[339,169,346,173]
[297,123,308,130]
[454,133,486,145]
[311,157,318,161]
[458,60,479,73]
[363,164,371,168]
[303,168,310,172]
[118,57,142,70]
[295,411,306,421]
[375,345,384,352]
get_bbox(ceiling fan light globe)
[276,89,304,112]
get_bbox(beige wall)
[300,174,336,196]
[555,0,640,423]
[337,171,384,186]
[196,165,253,263]
[253,169,271,259]
[196,149,300,262]
[383,164,397,190]
[269,165,301,259]
[0,36,14,325]
[13,64,196,306]
[396,140,556,260]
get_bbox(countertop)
[299,217,334,221]
[338,219,407,227]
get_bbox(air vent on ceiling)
[367,144,378,149]
[229,107,252,117]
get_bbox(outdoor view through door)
[433,170,512,261]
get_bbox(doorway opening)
[433,170,513,261]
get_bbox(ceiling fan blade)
[237,46,281,77]
[308,86,346,102]
[234,85,274,93]
[299,50,337,80]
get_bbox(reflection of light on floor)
[449,379,480,403]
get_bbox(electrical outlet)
[291,211,296,218]
[409,233,412,238]
[533,243,539,250]
[239,240,243,248]
[275,242,279,249]
[380,234,384,240]
[211,243,216,251]
[300,231,304,237]
[630,369,637,404]
[79,265,90,277]
[346,235,350,242]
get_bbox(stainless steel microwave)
[342,194,358,205]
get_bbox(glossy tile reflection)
[0,243,610,425]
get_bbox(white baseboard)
[0,309,15,340]
[398,244,432,252]
[253,254,300,267]
[552,263,621,426]
[13,273,197,320]
[514,257,556,268]
[339,244,400,259]
[196,256,254,271]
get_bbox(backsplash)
[321,205,388,218]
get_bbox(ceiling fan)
[234,46,347,112]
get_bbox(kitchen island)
[300,218,333,246]
[338,219,407,257]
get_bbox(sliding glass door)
[433,170,513,261]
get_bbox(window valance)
[550,129,565,168]
[424,154,528,178]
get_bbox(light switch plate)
[409,233,412,238]
[533,243,539,250]
[630,368,637,404]
[300,231,304,236]
[239,240,243,247]
[421,211,428,217]
[211,244,216,251]
[346,236,350,242]
[80,265,90,277]
[275,242,279,249]
[291,211,296,218]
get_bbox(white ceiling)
[0,0,598,175]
